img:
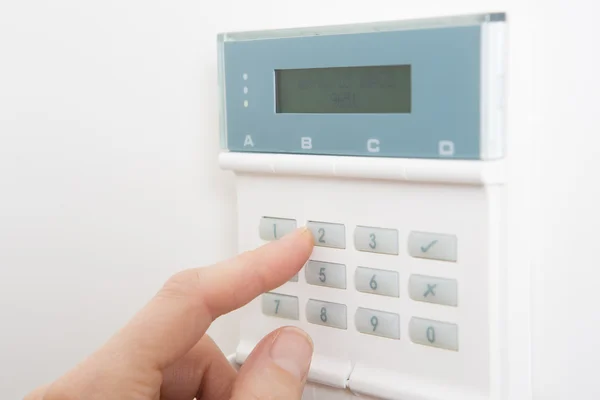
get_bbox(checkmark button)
[408,231,457,262]
[420,240,438,253]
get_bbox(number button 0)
[355,267,399,298]
[355,308,400,339]
[262,293,299,320]
[307,221,346,249]
[409,317,458,351]
[306,299,347,329]
[305,261,346,289]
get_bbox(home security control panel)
[219,13,508,400]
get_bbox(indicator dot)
[244,87,248,94]
[244,100,249,108]
[243,73,248,80]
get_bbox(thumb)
[231,327,314,400]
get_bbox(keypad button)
[355,267,399,298]
[259,217,297,241]
[408,231,457,262]
[355,308,400,340]
[305,261,346,289]
[409,317,458,351]
[354,226,399,255]
[306,299,347,329]
[262,293,299,320]
[307,221,346,249]
[409,275,458,306]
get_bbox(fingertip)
[281,226,314,252]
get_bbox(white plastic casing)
[220,153,509,400]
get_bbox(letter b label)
[301,137,313,150]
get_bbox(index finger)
[104,227,313,370]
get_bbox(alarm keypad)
[258,218,460,351]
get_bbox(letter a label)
[244,135,254,147]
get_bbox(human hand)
[25,228,315,400]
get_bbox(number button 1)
[259,217,297,241]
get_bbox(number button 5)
[305,261,346,289]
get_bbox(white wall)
[2,1,600,399]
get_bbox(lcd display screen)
[275,65,411,114]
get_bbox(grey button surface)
[259,217,297,241]
[408,231,457,262]
[409,317,458,351]
[409,275,458,306]
[355,308,400,340]
[306,299,347,329]
[262,293,299,320]
[355,267,399,298]
[289,274,298,283]
[354,226,399,255]
[307,221,346,249]
[305,261,346,289]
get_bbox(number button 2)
[318,228,326,244]
[307,221,346,249]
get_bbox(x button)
[423,284,437,298]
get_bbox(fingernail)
[270,327,313,379]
